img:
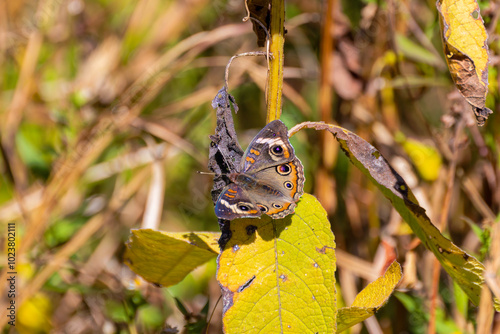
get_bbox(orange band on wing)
[288,162,299,198]
[250,149,260,156]
[246,156,255,163]
[224,194,235,198]
[227,189,237,194]
[266,202,292,215]
[283,147,290,159]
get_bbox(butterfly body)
[214,120,305,220]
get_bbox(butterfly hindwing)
[214,183,262,220]
[253,157,305,201]
[245,157,305,218]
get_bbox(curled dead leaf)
[437,0,492,126]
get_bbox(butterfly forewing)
[240,120,295,173]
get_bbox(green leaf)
[137,304,164,329]
[217,193,337,333]
[174,297,190,317]
[463,216,491,260]
[337,262,402,332]
[200,299,210,316]
[453,280,468,318]
[105,300,130,323]
[124,229,219,287]
[394,292,418,312]
[395,33,442,67]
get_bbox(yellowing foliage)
[218,194,337,333]
[124,229,219,287]
[437,0,492,125]
[17,293,52,334]
[337,262,403,332]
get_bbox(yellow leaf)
[337,262,402,332]
[218,193,337,333]
[351,261,403,307]
[397,134,442,182]
[437,0,492,126]
[17,293,52,334]
[337,308,372,333]
[124,229,219,287]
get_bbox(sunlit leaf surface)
[124,229,219,287]
[337,262,402,332]
[398,135,442,182]
[217,193,337,333]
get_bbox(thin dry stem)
[224,51,271,91]
[141,136,166,230]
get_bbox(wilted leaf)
[337,261,402,332]
[246,0,271,47]
[217,193,337,333]
[437,0,492,126]
[289,122,490,308]
[124,229,219,287]
[209,87,244,204]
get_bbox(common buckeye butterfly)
[214,120,305,220]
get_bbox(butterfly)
[214,120,305,220]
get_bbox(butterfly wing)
[245,157,305,218]
[214,183,262,220]
[240,120,296,173]
[215,120,305,220]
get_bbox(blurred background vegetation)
[1,0,499,333]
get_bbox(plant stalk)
[266,0,285,123]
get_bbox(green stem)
[266,0,285,123]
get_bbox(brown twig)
[315,0,338,215]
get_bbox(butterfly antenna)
[197,171,216,175]
[198,171,231,178]
[205,295,222,334]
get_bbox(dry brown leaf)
[245,0,271,47]
[437,0,492,126]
